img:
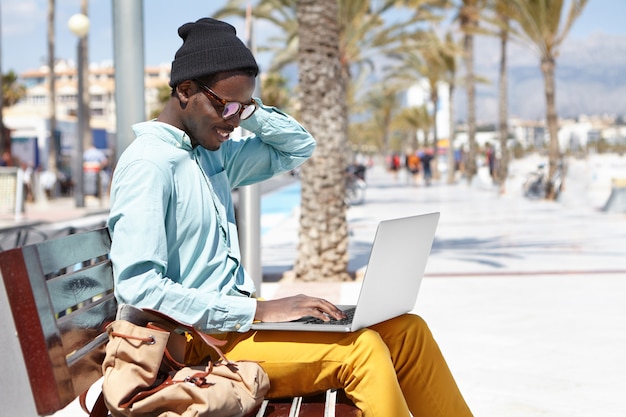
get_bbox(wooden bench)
[0,227,361,417]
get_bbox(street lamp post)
[68,13,89,208]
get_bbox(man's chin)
[204,142,222,151]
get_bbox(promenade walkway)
[259,154,626,417]
[4,153,625,416]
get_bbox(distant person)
[18,161,34,202]
[83,145,108,169]
[83,146,109,197]
[405,151,421,186]
[0,151,12,167]
[389,152,401,181]
[40,169,57,199]
[419,148,434,186]
[485,143,496,179]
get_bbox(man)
[108,17,473,417]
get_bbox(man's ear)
[175,80,195,103]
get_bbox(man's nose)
[225,114,241,128]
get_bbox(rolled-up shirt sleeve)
[223,99,316,188]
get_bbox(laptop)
[251,212,440,332]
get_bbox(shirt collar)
[132,120,194,151]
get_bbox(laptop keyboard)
[301,307,356,325]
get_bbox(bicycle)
[345,164,366,206]
[523,161,566,200]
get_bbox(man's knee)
[372,314,434,349]
[347,314,434,361]
[351,327,392,360]
[393,313,429,333]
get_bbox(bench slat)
[48,261,114,313]
[247,390,362,417]
[36,228,111,274]
[57,295,117,364]
[66,335,108,399]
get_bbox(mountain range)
[457,32,626,123]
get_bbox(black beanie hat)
[169,18,259,88]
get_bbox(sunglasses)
[194,79,257,121]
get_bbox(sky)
[1,0,625,121]
[0,0,249,74]
[1,0,624,74]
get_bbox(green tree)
[440,32,461,184]
[387,29,460,179]
[1,71,26,107]
[392,105,433,150]
[481,0,524,189]
[148,84,172,120]
[493,0,513,188]
[259,72,293,112]
[390,29,461,183]
[351,83,403,155]
[216,0,444,112]
[216,0,450,281]
[507,0,588,199]
[0,71,27,156]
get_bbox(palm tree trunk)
[47,0,57,177]
[541,55,560,200]
[431,89,439,179]
[497,22,509,190]
[0,1,6,156]
[294,0,350,282]
[463,32,478,182]
[446,82,456,184]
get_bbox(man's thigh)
[221,329,367,398]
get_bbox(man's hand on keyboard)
[254,294,347,323]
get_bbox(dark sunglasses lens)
[222,102,241,119]
[240,105,256,120]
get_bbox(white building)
[3,60,171,169]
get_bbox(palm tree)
[421,44,444,175]
[259,72,293,112]
[494,0,512,189]
[1,72,26,107]
[386,27,464,180]
[0,1,6,157]
[294,0,351,281]
[392,105,433,150]
[481,0,522,190]
[216,0,441,112]
[215,0,300,75]
[216,0,450,281]
[507,0,588,199]
[47,0,58,178]
[440,32,460,184]
[457,0,483,182]
[353,83,403,156]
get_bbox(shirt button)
[234,323,241,330]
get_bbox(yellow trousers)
[186,314,473,417]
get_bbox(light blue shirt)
[107,101,315,333]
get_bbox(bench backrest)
[0,227,116,415]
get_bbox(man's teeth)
[217,129,230,138]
